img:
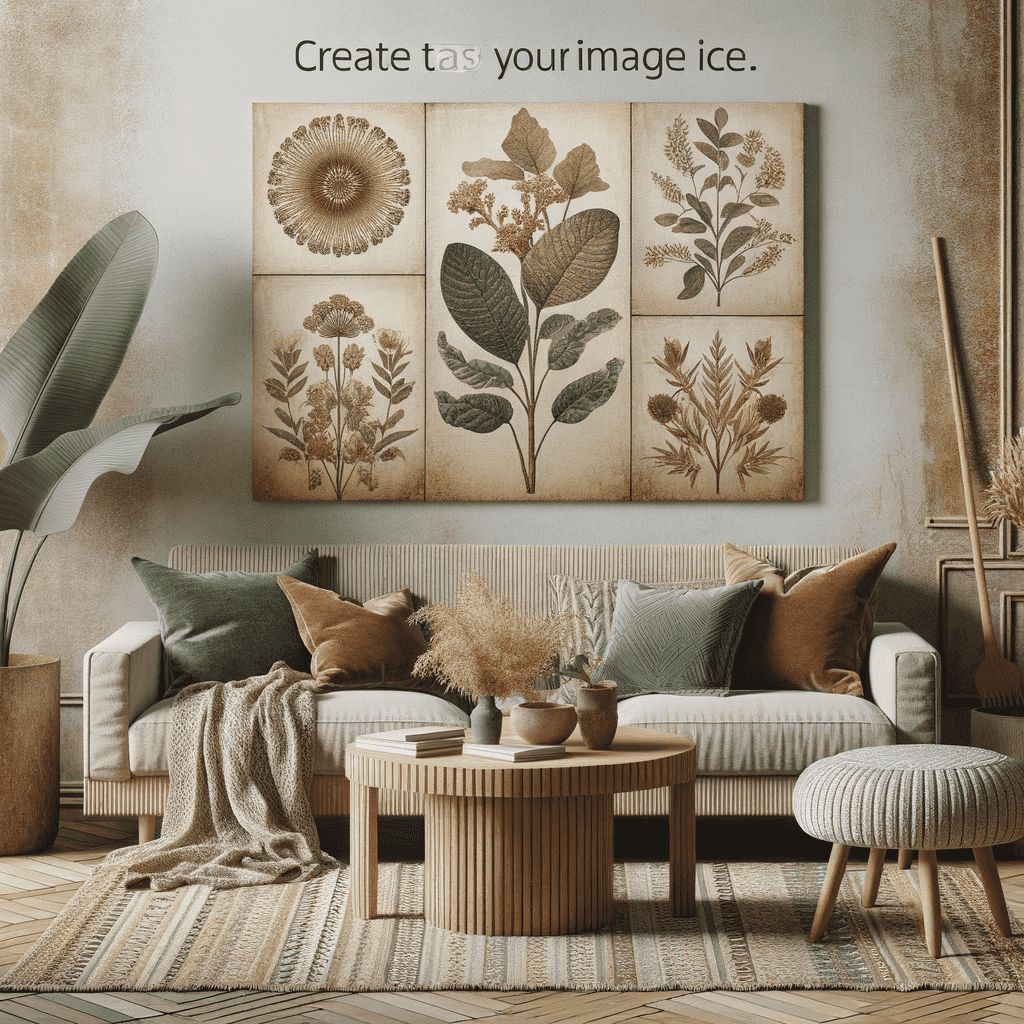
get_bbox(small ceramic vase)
[576,681,618,750]
[470,693,503,744]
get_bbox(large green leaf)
[0,393,240,536]
[550,358,623,424]
[521,209,619,310]
[0,212,159,466]
[435,391,513,433]
[439,243,528,365]
[546,309,622,371]
[437,332,514,390]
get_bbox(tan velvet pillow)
[278,576,427,691]
[722,542,896,696]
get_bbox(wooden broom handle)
[932,236,998,655]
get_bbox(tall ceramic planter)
[577,681,618,750]
[0,655,60,854]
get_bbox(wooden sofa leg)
[138,815,157,844]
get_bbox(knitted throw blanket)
[102,662,337,890]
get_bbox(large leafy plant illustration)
[262,293,417,498]
[643,107,794,307]
[438,108,623,494]
[0,212,240,665]
[646,332,788,494]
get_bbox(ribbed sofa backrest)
[168,544,863,612]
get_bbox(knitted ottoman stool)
[793,744,1024,958]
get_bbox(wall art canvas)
[252,101,804,502]
[631,102,804,317]
[631,315,804,501]
[252,275,425,501]
[424,102,632,501]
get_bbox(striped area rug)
[3,860,1024,992]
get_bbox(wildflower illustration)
[643,107,794,307]
[262,293,417,497]
[437,107,624,494]
[646,331,788,494]
[266,113,411,257]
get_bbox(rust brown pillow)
[277,576,427,691]
[722,542,896,696]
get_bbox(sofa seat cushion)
[616,691,896,775]
[128,690,471,777]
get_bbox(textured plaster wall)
[0,0,1009,769]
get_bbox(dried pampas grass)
[412,574,569,701]
[984,432,1024,530]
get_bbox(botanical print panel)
[423,103,632,501]
[631,103,804,317]
[253,103,426,276]
[631,315,804,501]
[252,275,425,501]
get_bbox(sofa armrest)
[83,622,163,782]
[868,622,941,744]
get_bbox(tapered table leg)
[349,781,378,919]
[918,849,942,958]
[897,848,913,869]
[862,847,886,908]
[809,843,850,943]
[973,845,1012,937]
[669,777,696,916]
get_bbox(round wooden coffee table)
[344,726,697,936]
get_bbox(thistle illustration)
[438,107,623,494]
[263,294,417,497]
[644,107,794,307]
[267,114,411,256]
[646,332,787,493]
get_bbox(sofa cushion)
[550,574,727,702]
[128,689,471,776]
[616,691,896,775]
[592,579,763,698]
[722,542,895,697]
[131,550,319,696]
[277,576,427,690]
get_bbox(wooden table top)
[344,726,696,799]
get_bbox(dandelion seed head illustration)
[267,113,411,257]
[303,293,375,339]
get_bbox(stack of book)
[352,726,465,757]
[462,742,566,762]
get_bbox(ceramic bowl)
[510,701,578,745]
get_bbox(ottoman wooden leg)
[973,846,1013,938]
[919,849,942,958]
[809,843,850,943]
[862,848,886,908]
[898,848,912,869]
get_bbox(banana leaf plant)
[0,211,240,666]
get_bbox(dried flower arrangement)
[983,432,1024,530]
[411,574,568,701]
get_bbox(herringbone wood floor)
[2,813,1024,1024]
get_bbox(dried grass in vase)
[412,574,569,702]
[984,431,1024,530]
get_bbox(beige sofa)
[83,544,940,840]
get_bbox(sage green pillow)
[131,550,319,696]
[592,578,764,699]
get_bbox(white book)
[353,736,463,757]
[462,743,566,762]
[359,726,467,745]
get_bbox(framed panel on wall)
[252,101,805,502]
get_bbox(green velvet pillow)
[131,550,319,696]
[592,578,764,699]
